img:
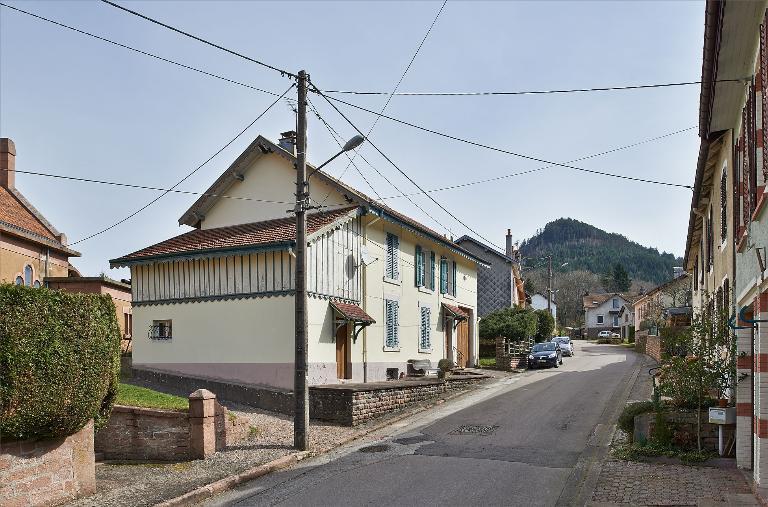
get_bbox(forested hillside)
[519,218,682,286]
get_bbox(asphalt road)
[206,342,641,507]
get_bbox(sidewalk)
[589,353,758,506]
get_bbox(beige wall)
[0,233,69,284]
[201,153,346,230]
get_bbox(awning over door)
[442,303,468,321]
[330,301,375,324]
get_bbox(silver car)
[551,336,573,357]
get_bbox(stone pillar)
[189,389,216,459]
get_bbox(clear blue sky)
[0,1,703,278]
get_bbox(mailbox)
[709,407,736,425]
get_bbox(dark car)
[528,342,563,369]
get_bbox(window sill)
[442,293,456,301]
[418,348,433,354]
[383,277,401,286]
[383,346,401,352]
[418,286,434,294]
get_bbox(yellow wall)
[0,234,69,285]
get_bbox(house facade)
[0,138,80,285]
[529,293,556,322]
[583,293,631,337]
[111,134,487,390]
[617,304,634,339]
[682,0,768,486]
[455,230,524,317]
[633,274,692,333]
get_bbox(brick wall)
[635,331,648,355]
[94,399,251,461]
[0,420,95,507]
[495,336,530,371]
[646,335,662,362]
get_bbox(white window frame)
[597,314,604,325]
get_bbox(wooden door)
[445,325,452,361]
[456,318,469,368]
[336,323,350,379]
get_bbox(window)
[720,166,728,242]
[384,299,399,350]
[624,314,628,323]
[414,245,426,287]
[429,251,436,291]
[385,233,399,280]
[14,276,23,285]
[451,261,458,297]
[419,306,431,352]
[613,315,619,327]
[33,280,41,288]
[612,298,619,309]
[597,315,604,325]
[150,319,172,340]
[124,313,133,338]
[707,206,714,270]
[693,256,699,291]
[24,265,33,286]
[439,257,448,294]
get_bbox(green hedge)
[0,284,120,440]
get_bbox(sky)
[0,0,703,279]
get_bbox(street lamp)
[308,134,365,179]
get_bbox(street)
[205,343,641,507]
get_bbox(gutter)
[684,135,714,269]
[699,0,725,139]
[110,241,294,268]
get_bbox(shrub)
[437,358,453,372]
[533,310,554,343]
[617,401,655,440]
[479,307,538,343]
[0,284,121,440]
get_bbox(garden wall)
[0,421,96,507]
[94,391,251,462]
[635,331,661,361]
[495,336,530,371]
[634,410,735,454]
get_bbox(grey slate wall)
[456,241,512,317]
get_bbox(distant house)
[111,133,488,390]
[633,273,692,332]
[0,138,80,286]
[617,303,634,339]
[455,230,524,317]
[583,293,633,337]
[529,292,556,322]
[46,276,133,352]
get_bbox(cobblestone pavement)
[590,457,755,506]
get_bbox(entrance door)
[456,317,469,368]
[336,323,350,379]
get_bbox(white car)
[597,330,612,339]
[552,336,573,356]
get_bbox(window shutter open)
[440,257,448,294]
[420,306,431,350]
[385,299,400,348]
[452,261,457,296]
[415,245,423,286]
[430,251,436,290]
[386,233,400,280]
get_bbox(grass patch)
[116,383,188,411]
[612,441,716,464]
[478,357,496,368]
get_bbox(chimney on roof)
[0,138,16,189]
[279,131,297,156]
[505,228,514,257]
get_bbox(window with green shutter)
[419,306,431,351]
[451,261,457,297]
[415,245,425,287]
[385,299,399,349]
[429,251,436,290]
[440,257,448,294]
[385,233,399,280]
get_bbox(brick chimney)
[505,228,514,257]
[278,131,297,157]
[0,138,16,189]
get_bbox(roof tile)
[0,186,56,240]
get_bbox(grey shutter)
[386,234,394,278]
[420,307,431,350]
[386,299,400,348]
[430,251,436,290]
[440,258,448,294]
[415,245,423,286]
[452,261,457,296]
[386,233,400,280]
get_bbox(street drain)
[392,435,430,445]
[358,444,390,453]
[450,424,499,436]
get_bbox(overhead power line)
[329,0,447,188]
[98,0,296,79]
[316,92,694,189]
[377,125,697,199]
[312,83,504,250]
[70,84,294,245]
[321,79,748,97]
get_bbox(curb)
[155,379,490,506]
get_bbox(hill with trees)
[519,218,682,286]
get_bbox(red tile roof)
[112,207,357,264]
[0,186,55,240]
[330,301,375,323]
[442,303,469,320]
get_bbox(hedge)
[0,284,120,440]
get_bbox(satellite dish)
[360,246,376,266]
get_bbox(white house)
[111,133,488,390]
[529,293,556,322]
[582,293,632,338]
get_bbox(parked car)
[597,330,612,338]
[552,336,573,356]
[611,332,620,338]
[528,342,563,369]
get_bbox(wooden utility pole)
[294,70,309,451]
[547,255,553,316]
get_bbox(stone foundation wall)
[0,420,96,507]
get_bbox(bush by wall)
[479,307,538,343]
[0,284,120,440]
[534,310,555,343]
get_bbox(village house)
[111,133,488,391]
[583,293,632,338]
[455,230,524,317]
[617,303,634,340]
[529,292,556,322]
[0,138,80,285]
[682,0,768,486]
[633,274,691,334]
